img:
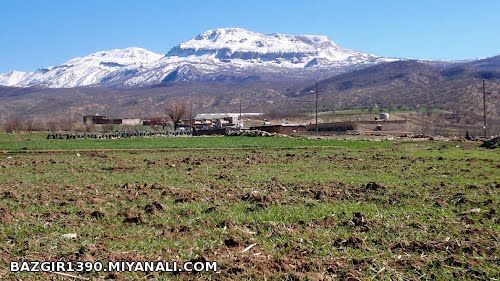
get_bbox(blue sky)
[0,0,499,72]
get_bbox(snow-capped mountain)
[0,48,163,88]
[0,28,394,88]
[168,28,381,65]
[0,70,34,87]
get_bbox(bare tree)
[46,119,59,132]
[3,119,23,133]
[102,124,115,133]
[84,123,95,133]
[59,117,77,131]
[165,100,188,130]
[23,118,36,132]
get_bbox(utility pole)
[315,82,319,134]
[482,80,491,139]
[239,92,243,128]
[291,83,320,134]
[189,99,193,132]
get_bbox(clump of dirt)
[204,206,217,213]
[161,187,197,204]
[90,210,105,219]
[348,212,370,232]
[163,224,191,235]
[217,220,235,229]
[333,237,364,249]
[105,272,120,280]
[459,215,475,225]
[451,193,467,205]
[312,188,339,200]
[150,183,163,190]
[241,191,267,203]
[173,196,193,204]
[0,207,13,223]
[218,173,228,180]
[408,222,423,229]
[143,204,154,214]
[246,202,268,212]
[119,182,152,190]
[144,201,165,214]
[123,213,142,224]
[2,190,18,200]
[75,243,107,261]
[483,208,496,219]
[245,155,269,164]
[386,193,402,205]
[351,212,364,226]
[189,255,208,264]
[224,237,241,248]
[364,182,385,191]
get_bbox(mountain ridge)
[0,58,498,125]
[0,28,393,88]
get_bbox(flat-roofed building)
[195,113,263,128]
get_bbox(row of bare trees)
[0,118,92,133]
[1,101,190,133]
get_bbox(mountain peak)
[66,47,163,66]
[0,70,33,86]
[176,27,339,54]
[195,27,257,40]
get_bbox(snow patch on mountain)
[174,28,337,54]
[0,70,34,86]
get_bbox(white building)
[195,113,263,128]
[121,118,142,125]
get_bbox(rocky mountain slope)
[1,58,498,123]
[295,59,500,123]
